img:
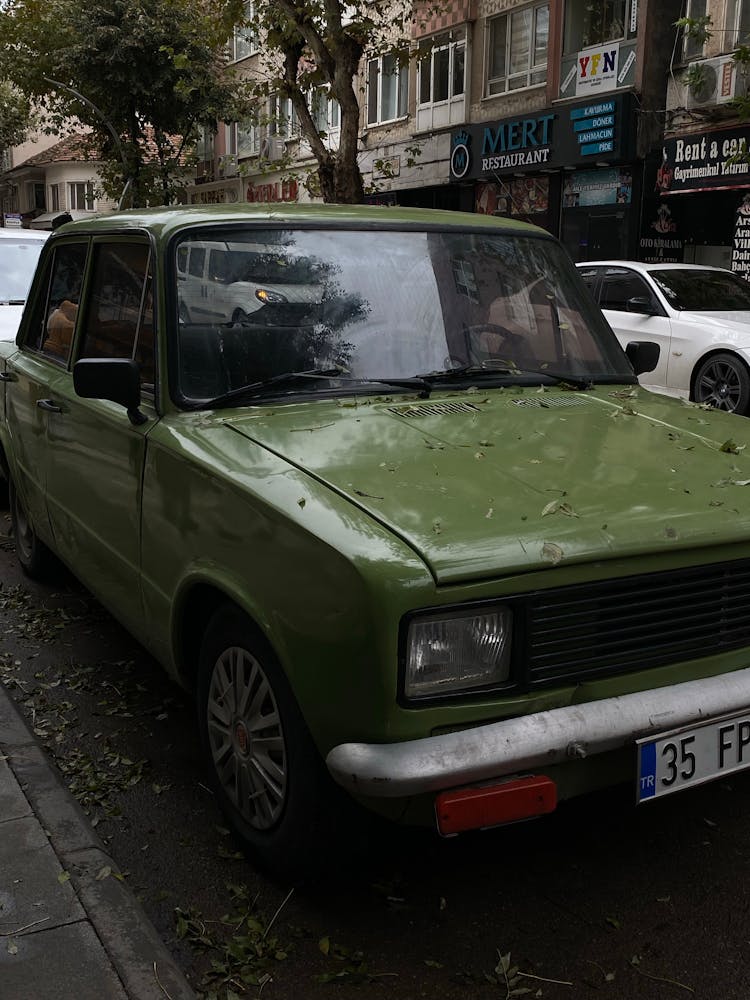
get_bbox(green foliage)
[0,0,251,206]
[675,14,713,47]
[0,80,35,151]
[240,0,414,203]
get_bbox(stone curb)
[0,682,197,1000]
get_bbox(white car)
[0,228,49,341]
[576,260,750,414]
[176,240,322,326]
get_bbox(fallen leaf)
[542,542,563,565]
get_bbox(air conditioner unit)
[218,153,238,178]
[686,56,740,108]
[259,137,285,163]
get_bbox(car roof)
[45,203,551,242]
[576,259,729,273]
[0,228,49,241]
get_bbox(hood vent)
[511,395,588,408]
[387,401,481,417]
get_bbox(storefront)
[449,93,638,260]
[651,124,750,276]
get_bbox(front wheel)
[8,478,54,579]
[197,607,343,881]
[693,352,750,414]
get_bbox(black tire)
[693,352,750,414]
[232,308,250,325]
[197,606,344,882]
[8,477,54,579]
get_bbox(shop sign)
[657,127,750,194]
[732,195,750,279]
[3,213,22,228]
[191,187,239,205]
[563,167,632,207]
[449,94,634,183]
[575,42,619,97]
[638,204,683,263]
[246,180,298,203]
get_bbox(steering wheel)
[459,323,526,365]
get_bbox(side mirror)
[73,358,148,425]
[626,295,656,315]
[625,340,660,375]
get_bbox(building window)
[50,184,60,213]
[269,95,297,139]
[727,0,750,48]
[681,0,708,60]
[232,1,257,61]
[418,35,465,106]
[563,0,630,54]
[311,88,341,143]
[68,182,95,212]
[367,52,408,125]
[237,118,261,158]
[487,3,549,95]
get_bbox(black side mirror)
[73,358,148,425]
[626,295,656,315]
[625,340,660,375]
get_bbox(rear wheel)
[693,352,750,414]
[197,607,343,881]
[8,478,54,579]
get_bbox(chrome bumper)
[326,667,750,798]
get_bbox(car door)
[42,237,158,633]
[5,239,89,545]
[598,267,671,391]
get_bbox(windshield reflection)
[173,228,630,403]
[650,268,750,312]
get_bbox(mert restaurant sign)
[450,94,634,183]
[657,126,750,194]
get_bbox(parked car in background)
[0,228,49,340]
[577,260,750,415]
[5,205,750,881]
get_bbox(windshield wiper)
[418,363,594,391]
[204,368,432,408]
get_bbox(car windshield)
[173,227,631,403]
[649,268,750,311]
[0,237,46,302]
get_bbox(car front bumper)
[325,667,750,797]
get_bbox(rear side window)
[23,241,88,365]
[78,242,155,390]
[599,270,652,312]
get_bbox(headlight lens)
[404,606,513,699]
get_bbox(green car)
[3,203,750,879]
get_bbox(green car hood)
[225,386,750,584]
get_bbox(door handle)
[37,399,62,413]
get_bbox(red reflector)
[435,775,557,836]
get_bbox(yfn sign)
[576,42,619,96]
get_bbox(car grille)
[523,559,750,687]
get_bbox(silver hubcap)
[206,646,287,830]
[697,360,742,411]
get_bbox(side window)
[577,267,601,300]
[599,271,652,312]
[24,242,88,364]
[78,243,155,390]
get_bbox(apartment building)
[190,2,687,262]
[656,0,750,275]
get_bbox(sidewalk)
[0,682,197,1000]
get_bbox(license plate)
[637,710,750,802]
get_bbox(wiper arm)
[204,368,432,408]
[206,367,345,408]
[418,363,593,391]
[511,367,594,390]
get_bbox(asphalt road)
[0,517,749,1000]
